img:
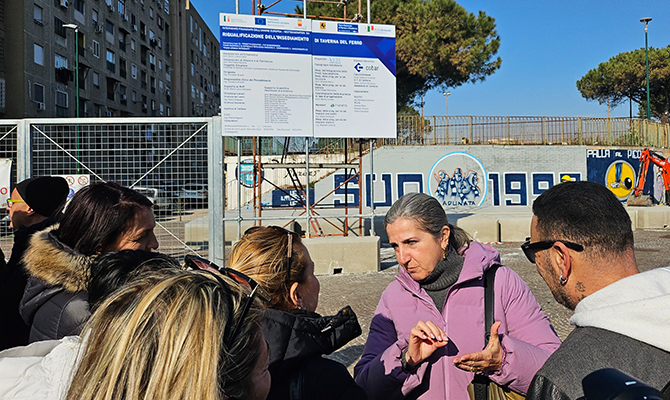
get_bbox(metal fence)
[388,116,670,147]
[0,118,225,265]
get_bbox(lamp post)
[443,91,451,142]
[640,17,652,120]
[63,23,79,118]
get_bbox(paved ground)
[316,229,670,371]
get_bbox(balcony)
[55,67,74,85]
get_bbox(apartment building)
[3,0,219,118]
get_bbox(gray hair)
[384,193,471,252]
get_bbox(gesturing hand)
[453,321,503,373]
[405,320,448,368]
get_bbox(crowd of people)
[0,177,668,400]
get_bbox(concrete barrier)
[303,236,380,275]
[624,206,638,231]
[635,207,670,229]
[456,215,499,242]
[498,214,533,242]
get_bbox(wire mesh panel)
[0,123,19,259]
[29,119,210,260]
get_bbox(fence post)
[542,117,546,144]
[469,116,473,144]
[432,116,436,145]
[17,120,31,181]
[208,116,225,266]
[506,117,510,144]
[578,118,583,145]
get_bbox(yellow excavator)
[627,148,670,206]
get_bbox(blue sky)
[191,0,670,118]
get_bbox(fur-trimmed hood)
[22,225,91,293]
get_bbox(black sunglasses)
[184,255,271,347]
[244,225,298,286]
[521,238,584,264]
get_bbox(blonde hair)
[66,268,264,400]
[229,227,308,311]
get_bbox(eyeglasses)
[184,255,271,347]
[521,237,584,264]
[6,199,25,207]
[244,225,297,286]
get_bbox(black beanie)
[15,176,70,217]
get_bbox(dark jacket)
[264,306,367,400]
[0,217,59,350]
[526,327,670,400]
[19,225,92,343]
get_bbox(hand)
[405,320,448,367]
[453,321,503,373]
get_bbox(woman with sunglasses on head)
[2,256,269,400]
[354,193,560,400]
[229,226,367,400]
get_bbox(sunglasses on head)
[184,255,271,347]
[520,237,584,264]
[244,225,298,286]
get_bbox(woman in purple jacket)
[354,193,560,400]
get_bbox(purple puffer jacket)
[354,241,560,400]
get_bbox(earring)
[559,275,567,285]
[296,304,306,311]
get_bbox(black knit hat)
[15,176,70,217]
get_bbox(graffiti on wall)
[586,149,655,202]
[429,152,486,206]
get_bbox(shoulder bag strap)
[473,264,500,400]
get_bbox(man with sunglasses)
[0,176,69,351]
[524,181,670,400]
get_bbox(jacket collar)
[396,241,501,295]
[22,225,92,293]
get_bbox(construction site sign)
[219,14,396,139]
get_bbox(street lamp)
[443,91,451,142]
[63,23,79,118]
[640,17,652,120]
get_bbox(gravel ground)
[316,229,670,371]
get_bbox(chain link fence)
[0,118,224,264]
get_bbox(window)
[149,30,155,40]
[131,90,137,103]
[157,15,163,28]
[131,64,137,79]
[55,90,68,107]
[149,7,153,18]
[92,9,98,25]
[34,5,43,24]
[55,53,68,69]
[191,85,195,98]
[34,43,44,65]
[130,39,136,51]
[34,83,45,103]
[106,50,115,72]
[118,0,125,15]
[92,40,100,58]
[93,72,100,87]
[106,20,113,35]
[150,77,156,93]
[190,15,193,33]
[54,17,67,37]
[190,63,194,76]
[75,0,85,14]
[158,59,162,70]
[119,57,127,78]
[118,32,126,51]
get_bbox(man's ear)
[551,242,573,284]
[289,281,301,309]
[25,207,36,217]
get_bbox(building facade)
[4,0,219,118]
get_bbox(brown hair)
[229,226,309,311]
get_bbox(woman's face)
[244,335,271,400]
[104,206,159,252]
[386,218,450,281]
[296,244,320,312]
